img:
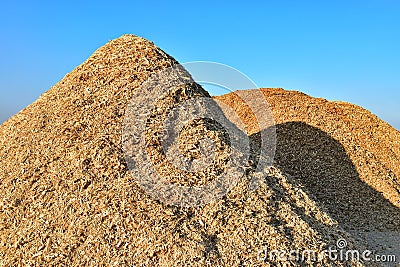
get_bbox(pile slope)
[0,35,391,266]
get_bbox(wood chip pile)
[0,35,398,266]
[216,88,400,262]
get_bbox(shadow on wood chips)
[251,122,400,256]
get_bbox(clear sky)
[1,0,399,129]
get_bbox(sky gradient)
[1,0,399,129]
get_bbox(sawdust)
[216,88,400,264]
[0,35,397,266]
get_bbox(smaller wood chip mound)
[216,88,400,259]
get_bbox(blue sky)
[1,0,399,129]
